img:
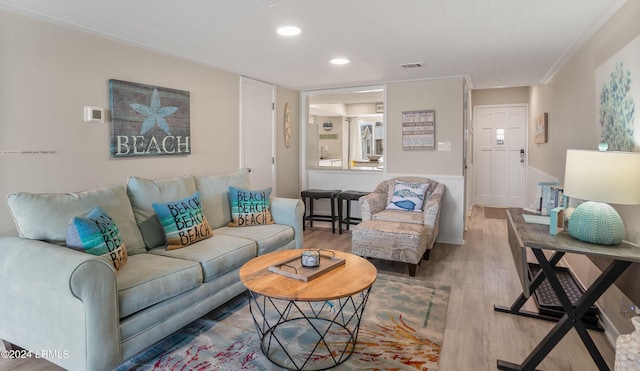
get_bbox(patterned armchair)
[352,177,444,276]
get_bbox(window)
[496,128,505,145]
[303,86,386,171]
[359,118,383,159]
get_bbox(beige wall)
[472,86,530,106]
[387,78,464,175]
[0,9,300,236]
[275,86,301,199]
[528,0,640,336]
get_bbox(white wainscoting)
[305,170,465,245]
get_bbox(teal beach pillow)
[228,186,274,227]
[66,206,128,271]
[386,181,429,212]
[152,191,212,250]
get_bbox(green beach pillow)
[228,186,274,227]
[152,191,212,250]
[386,181,429,212]
[66,206,129,271]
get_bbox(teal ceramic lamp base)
[567,201,625,245]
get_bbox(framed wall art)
[402,110,435,150]
[109,79,191,157]
[595,34,640,152]
[534,113,548,144]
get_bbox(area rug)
[117,273,450,370]
[484,207,508,220]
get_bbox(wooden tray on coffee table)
[268,251,345,282]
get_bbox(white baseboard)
[598,306,619,347]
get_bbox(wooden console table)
[495,208,640,371]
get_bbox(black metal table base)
[247,288,371,370]
[495,248,630,371]
[494,251,602,331]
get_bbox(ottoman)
[351,219,430,276]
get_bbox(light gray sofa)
[0,168,304,371]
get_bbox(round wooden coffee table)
[239,249,377,370]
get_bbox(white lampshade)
[563,149,640,205]
[564,149,640,245]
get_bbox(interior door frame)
[240,77,276,194]
[472,103,528,208]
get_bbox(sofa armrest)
[422,183,445,232]
[0,237,120,371]
[270,197,305,249]
[359,192,387,220]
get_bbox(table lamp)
[563,149,640,245]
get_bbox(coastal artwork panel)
[534,112,548,144]
[595,34,640,152]
[109,79,191,157]
[402,110,435,150]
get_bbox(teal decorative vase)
[567,201,625,245]
[598,142,609,152]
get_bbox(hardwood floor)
[311,206,614,371]
[0,207,614,370]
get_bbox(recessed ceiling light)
[330,58,350,65]
[277,26,301,36]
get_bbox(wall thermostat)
[84,106,104,123]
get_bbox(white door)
[474,105,527,207]
[240,77,276,193]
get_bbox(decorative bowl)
[367,155,381,161]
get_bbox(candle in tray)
[301,250,320,267]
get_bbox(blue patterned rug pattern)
[117,273,450,370]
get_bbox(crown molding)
[540,0,627,85]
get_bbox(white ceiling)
[0,0,627,90]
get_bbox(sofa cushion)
[352,220,430,265]
[373,209,425,225]
[66,206,128,271]
[386,180,429,212]
[127,175,196,249]
[6,185,147,255]
[152,191,213,250]
[193,168,251,229]
[116,253,202,318]
[215,224,294,255]
[148,234,256,282]
[227,186,274,227]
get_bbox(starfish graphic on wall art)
[129,88,178,135]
